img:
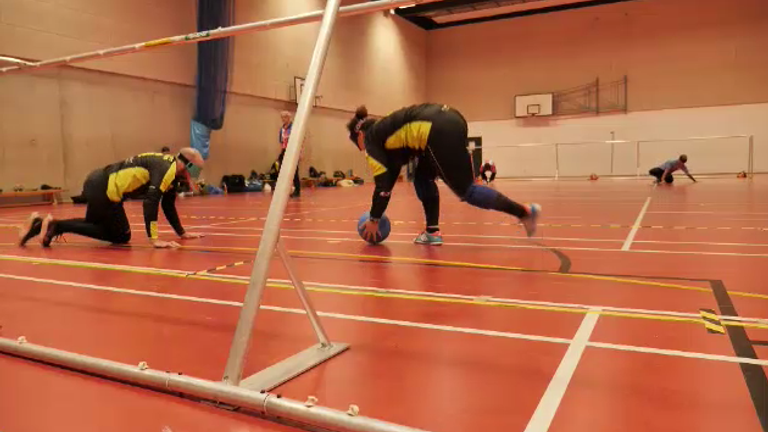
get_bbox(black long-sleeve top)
[103,152,186,239]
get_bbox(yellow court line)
[2,253,768,331]
[3,241,766,301]
[253,247,715,294]
[165,244,767,300]
[264,281,768,330]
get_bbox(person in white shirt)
[649,154,697,184]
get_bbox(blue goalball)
[357,212,391,244]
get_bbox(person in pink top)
[276,111,301,197]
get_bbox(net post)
[610,142,615,175]
[275,237,331,346]
[554,143,560,179]
[221,0,342,386]
[635,140,641,177]
[748,135,754,178]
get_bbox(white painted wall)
[470,102,767,178]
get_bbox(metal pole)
[610,142,615,175]
[635,140,641,177]
[595,77,600,115]
[554,143,560,179]
[222,0,341,386]
[748,135,754,178]
[276,237,331,346]
[0,337,427,432]
[0,0,439,75]
[0,56,33,65]
[624,75,628,113]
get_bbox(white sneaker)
[520,203,541,237]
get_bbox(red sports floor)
[0,177,767,432]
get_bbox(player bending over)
[347,103,540,245]
[18,148,205,249]
[649,154,697,184]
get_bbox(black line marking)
[752,341,768,347]
[570,271,711,282]
[710,280,768,431]
[550,248,572,273]
[528,239,572,273]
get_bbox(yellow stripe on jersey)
[137,152,175,162]
[384,121,432,151]
[107,167,150,202]
[160,163,177,192]
[365,154,387,177]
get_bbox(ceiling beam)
[394,0,490,17]
[398,0,637,29]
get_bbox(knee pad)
[462,184,497,210]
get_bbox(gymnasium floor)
[0,177,766,432]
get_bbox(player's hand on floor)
[180,232,204,239]
[153,239,181,248]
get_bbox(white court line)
[2,272,768,367]
[3,252,767,324]
[0,272,569,345]
[152,229,768,257]
[189,218,258,229]
[647,211,768,215]
[170,225,625,243]
[0,253,191,275]
[15,224,768,258]
[625,248,768,257]
[622,197,652,251]
[7,222,768,257]
[177,205,271,210]
[524,310,600,432]
[162,225,768,248]
[587,341,768,367]
[635,239,768,248]
[283,201,370,217]
[257,277,768,324]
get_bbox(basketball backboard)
[515,93,554,117]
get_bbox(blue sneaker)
[414,231,443,246]
[521,203,541,237]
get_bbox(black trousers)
[649,167,674,183]
[53,170,132,244]
[413,108,527,226]
[277,149,301,192]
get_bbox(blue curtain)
[191,0,233,159]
